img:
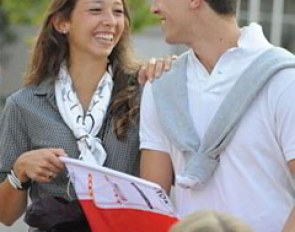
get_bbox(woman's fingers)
[14,148,66,183]
[138,65,147,85]
[47,148,66,171]
[154,58,164,78]
[137,55,178,84]
[163,55,177,71]
[146,57,157,81]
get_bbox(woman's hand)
[13,148,66,183]
[138,55,178,85]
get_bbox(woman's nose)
[102,11,116,26]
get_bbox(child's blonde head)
[170,211,253,232]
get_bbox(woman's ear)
[52,14,70,34]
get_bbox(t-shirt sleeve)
[274,70,295,162]
[140,82,170,154]
[0,97,29,182]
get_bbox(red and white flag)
[61,157,179,232]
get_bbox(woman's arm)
[0,97,66,225]
[0,148,65,226]
[0,180,28,226]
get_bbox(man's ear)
[52,14,70,34]
[190,0,202,9]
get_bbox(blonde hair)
[170,211,253,232]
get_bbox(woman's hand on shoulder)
[138,55,178,85]
[13,148,66,183]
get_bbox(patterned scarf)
[55,64,113,166]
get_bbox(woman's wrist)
[7,169,32,191]
[13,157,30,183]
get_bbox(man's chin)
[164,36,179,45]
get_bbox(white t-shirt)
[140,23,295,232]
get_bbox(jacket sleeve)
[0,97,30,182]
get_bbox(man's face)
[150,0,192,44]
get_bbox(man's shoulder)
[261,47,295,65]
[151,51,190,87]
[166,50,190,74]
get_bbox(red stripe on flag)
[80,200,179,232]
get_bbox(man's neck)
[190,16,240,73]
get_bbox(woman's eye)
[114,9,124,14]
[89,8,101,13]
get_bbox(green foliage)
[128,0,158,31]
[2,0,158,32]
[2,0,48,25]
[0,3,15,47]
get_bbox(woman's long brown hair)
[25,0,141,139]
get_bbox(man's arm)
[283,207,295,232]
[273,73,295,231]
[139,81,173,194]
[283,160,295,232]
[140,149,173,194]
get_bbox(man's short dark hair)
[205,0,237,15]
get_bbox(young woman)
[0,0,168,230]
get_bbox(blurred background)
[0,0,295,231]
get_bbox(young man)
[139,0,295,231]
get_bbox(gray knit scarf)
[151,47,295,189]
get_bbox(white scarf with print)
[55,64,113,166]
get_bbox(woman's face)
[64,0,125,61]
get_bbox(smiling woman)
[0,0,144,231]
[57,0,126,66]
